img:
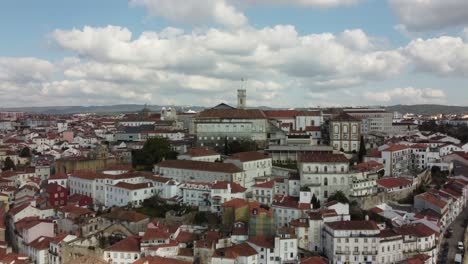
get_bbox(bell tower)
[237,79,246,109]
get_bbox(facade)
[330,113,361,153]
[225,152,272,190]
[177,147,221,162]
[194,107,270,148]
[344,108,393,134]
[155,160,244,186]
[299,153,352,200]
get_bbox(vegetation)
[218,139,258,155]
[398,184,428,204]
[2,157,16,171]
[311,194,321,209]
[419,120,468,143]
[430,166,448,189]
[19,147,31,158]
[137,195,192,218]
[327,191,349,204]
[358,135,366,163]
[131,138,175,171]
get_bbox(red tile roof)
[183,147,219,157]
[383,144,409,152]
[377,178,412,189]
[28,236,53,250]
[415,193,447,208]
[105,236,140,252]
[301,256,328,264]
[228,151,270,162]
[158,160,242,173]
[252,180,275,189]
[396,223,436,238]
[212,243,258,258]
[103,209,148,222]
[247,235,275,248]
[211,181,246,193]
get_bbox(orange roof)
[299,153,348,163]
[183,147,219,157]
[377,178,412,189]
[415,193,447,208]
[228,151,270,162]
[28,236,53,250]
[247,235,274,248]
[326,220,379,231]
[383,144,409,152]
[105,236,140,252]
[212,243,258,258]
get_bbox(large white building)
[195,105,270,148]
[366,144,411,177]
[224,151,272,190]
[344,108,393,134]
[155,160,245,186]
[298,153,352,200]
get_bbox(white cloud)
[403,36,468,77]
[389,0,468,32]
[364,87,446,104]
[0,57,55,82]
[240,0,360,8]
[129,0,247,28]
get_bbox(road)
[439,207,468,263]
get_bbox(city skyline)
[1,0,468,107]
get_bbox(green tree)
[19,147,31,158]
[327,191,349,204]
[311,194,318,209]
[3,157,16,171]
[358,135,366,163]
[132,138,171,170]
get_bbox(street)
[439,207,468,263]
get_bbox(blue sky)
[1,0,468,107]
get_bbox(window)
[324,178,328,186]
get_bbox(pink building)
[62,131,74,143]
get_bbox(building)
[194,105,270,148]
[344,108,393,134]
[330,113,361,153]
[224,152,272,190]
[103,236,141,264]
[177,147,221,162]
[298,153,352,200]
[155,160,244,186]
[323,221,380,264]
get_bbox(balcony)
[336,251,350,255]
[362,251,378,255]
[353,251,360,255]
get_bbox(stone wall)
[351,170,430,210]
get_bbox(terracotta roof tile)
[299,153,348,163]
[158,160,242,173]
[377,178,412,189]
[325,220,379,231]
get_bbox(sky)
[1,0,468,108]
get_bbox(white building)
[344,108,393,134]
[299,153,352,200]
[178,147,221,162]
[103,236,141,264]
[106,182,154,207]
[155,160,244,186]
[225,151,272,190]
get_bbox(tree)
[19,147,31,158]
[311,194,318,209]
[327,191,349,204]
[132,138,171,170]
[358,135,366,163]
[3,157,16,171]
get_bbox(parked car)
[454,253,462,264]
[458,241,464,251]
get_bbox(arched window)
[343,125,348,133]
[341,166,345,172]
[324,166,328,173]
[352,125,357,134]
[334,125,339,132]
[324,177,328,186]
[315,166,319,172]
[341,177,345,184]
[333,177,337,184]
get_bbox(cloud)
[389,0,468,32]
[130,0,360,28]
[0,57,55,83]
[364,87,446,104]
[129,0,247,28]
[403,36,468,77]
[50,25,407,86]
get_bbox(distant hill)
[1,104,467,115]
[386,104,468,115]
